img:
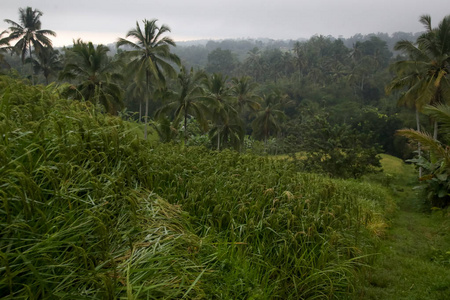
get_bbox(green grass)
[354,154,450,299]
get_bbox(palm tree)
[230,76,261,115]
[4,7,56,64]
[0,30,11,69]
[208,113,245,151]
[125,77,146,122]
[386,40,429,156]
[151,116,179,143]
[117,19,180,139]
[416,14,450,139]
[397,104,450,206]
[206,73,242,150]
[60,39,124,114]
[252,92,287,146]
[387,51,428,176]
[155,67,211,143]
[26,46,61,84]
[387,14,450,177]
[293,41,307,76]
[388,15,450,139]
[243,47,265,82]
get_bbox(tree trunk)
[416,108,422,178]
[29,41,35,85]
[144,72,149,140]
[217,130,220,151]
[184,111,188,144]
[139,100,142,123]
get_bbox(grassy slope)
[354,154,450,299]
[1,77,397,299]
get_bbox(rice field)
[0,76,395,299]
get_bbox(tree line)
[0,7,289,152]
[1,7,449,185]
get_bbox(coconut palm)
[125,77,146,121]
[230,76,261,115]
[117,19,180,139]
[398,104,450,206]
[60,39,123,114]
[252,92,287,145]
[0,30,11,65]
[206,73,243,150]
[4,7,56,64]
[208,112,245,151]
[26,46,61,84]
[388,15,450,139]
[151,116,180,143]
[243,47,265,82]
[387,51,428,176]
[293,41,308,76]
[155,67,211,143]
[387,15,450,177]
[417,14,450,105]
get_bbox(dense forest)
[1,14,427,171]
[1,6,450,299]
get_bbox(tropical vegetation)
[0,76,394,298]
[59,39,124,114]
[1,5,450,299]
[117,19,180,139]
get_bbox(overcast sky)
[1,0,449,47]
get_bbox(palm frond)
[397,129,446,159]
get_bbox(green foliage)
[4,7,56,63]
[251,90,287,144]
[25,46,62,84]
[350,107,409,158]
[155,67,210,143]
[398,105,450,208]
[206,48,238,76]
[0,77,394,298]
[0,30,11,70]
[117,19,181,139]
[205,73,244,151]
[387,14,450,142]
[0,76,204,298]
[353,36,392,67]
[60,39,124,114]
[293,112,381,179]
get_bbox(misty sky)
[1,0,449,47]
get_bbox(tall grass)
[0,76,394,298]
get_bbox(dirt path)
[354,202,450,299]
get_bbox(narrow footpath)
[354,177,450,299]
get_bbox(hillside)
[0,77,396,298]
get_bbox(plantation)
[0,77,396,298]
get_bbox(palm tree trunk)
[184,111,188,144]
[29,40,34,85]
[416,108,422,178]
[217,130,220,151]
[139,100,142,123]
[144,72,149,140]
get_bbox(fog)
[1,0,448,46]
